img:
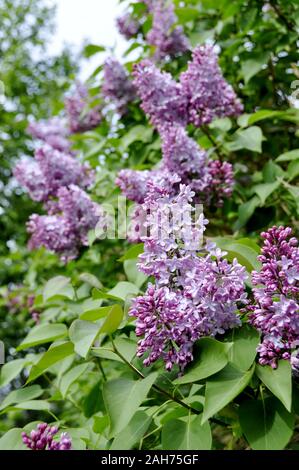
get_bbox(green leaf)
[174,338,232,385]
[162,415,212,450]
[43,276,75,302]
[80,305,112,321]
[0,429,26,450]
[69,320,101,359]
[27,342,74,383]
[10,400,50,412]
[256,360,292,411]
[235,196,260,229]
[241,53,270,83]
[108,282,139,301]
[17,323,68,351]
[227,325,260,371]
[287,160,299,181]
[59,363,89,398]
[79,273,102,289]
[0,385,43,411]
[202,364,255,423]
[121,125,153,149]
[214,238,261,271]
[124,259,147,288]
[239,397,295,450]
[276,149,299,162]
[110,411,152,450]
[103,373,158,437]
[0,358,27,388]
[238,110,286,128]
[119,243,144,261]
[253,181,280,205]
[99,304,123,334]
[175,7,200,22]
[83,44,105,57]
[227,126,264,153]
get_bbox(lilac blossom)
[22,423,72,451]
[35,146,94,196]
[55,185,103,245]
[146,0,189,60]
[180,45,243,127]
[133,59,188,129]
[65,83,102,133]
[14,159,48,202]
[129,186,247,371]
[102,57,136,115]
[116,12,140,39]
[248,226,299,368]
[27,214,78,261]
[27,117,71,152]
[205,160,234,207]
[14,147,93,202]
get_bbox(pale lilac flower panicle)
[180,45,243,127]
[116,12,140,39]
[130,188,247,371]
[249,226,299,369]
[65,83,102,133]
[35,146,94,196]
[14,159,48,202]
[102,58,136,115]
[146,0,189,60]
[56,185,102,245]
[22,423,72,451]
[27,214,78,261]
[133,59,188,130]
[27,117,70,152]
[160,125,208,183]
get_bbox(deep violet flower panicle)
[22,423,72,450]
[65,82,102,133]
[116,12,140,39]
[146,0,189,60]
[27,117,71,152]
[248,226,299,369]
[132,59,188,130]
[102,58,136,115]
[180,45,243,127]
[129,185,248,371]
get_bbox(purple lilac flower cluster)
[180,45,243,126]
[116,12,141,39]
[27,185,102,261]
[129,185,247,371]
[22,423,72,451]
[133,46,242,130]
[27,117,71,152]
[14,81,105,261]
[102,58,136,115]
[14,147,93,203]
[248,226,299,369]
[133,59,188,130]
[146,0,189,60]
[65,82,102,133]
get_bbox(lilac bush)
[27,117,71,152]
